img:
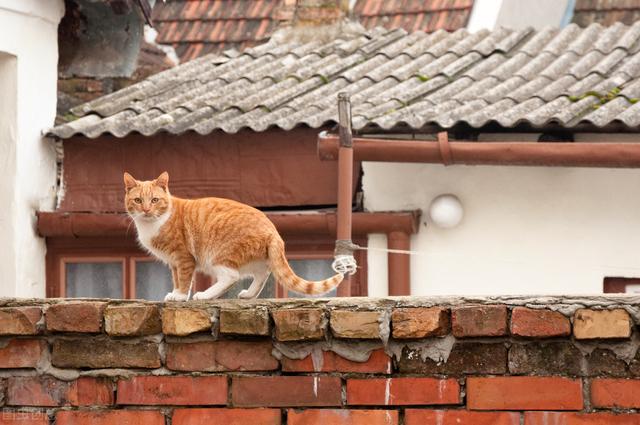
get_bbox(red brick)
[7,376,112,406]
[591,378,640,408]
[232,376,341,407]
[288,409,398,425]
[0,307,42,335]
[173,409,281,425]
[467,377,583,410]
[46,302,106,333]
[117,376,227,405]
[166,340,278,372]
[55,410,165,425]
[405,410,520,425]
[347,377,460,406]
[510,307,571,337]
[452,305,507,337]
[281,348,391,373]
[525,412,640,425]
[0,340,44,368]
[0,412,49,424]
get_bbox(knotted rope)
[332,239,359,275]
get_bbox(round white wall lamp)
[429,194,464,228]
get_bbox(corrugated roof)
[50,23,640,139]
[573,0,640,26]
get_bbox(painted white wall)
[0,0,64,297]
[467,0,503,32]
[363,162,640,295]
[468,0,572,31]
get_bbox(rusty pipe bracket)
[437,131,453,165]
[338,93,353,148]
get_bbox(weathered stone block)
[399,342,507,375]
[104,305,161,336]
[508,342,582,376]
[392,307,449,339]
[573,309,631,339]
[452,305,507,337]
[272,308,325,341]
[219,308,269,336]
[586,348,628,377]
[0,307,42,335]
[330,310,381,339]
[162,307,212,336]
[46,302,106,333]
[51,337,160,369]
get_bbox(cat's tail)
[268,235,344,295]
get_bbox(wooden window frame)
[604,277,640,293]
[60,256,128,299]
[46,236,367,299]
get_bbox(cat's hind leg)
[193,265,240,300]
[165,264,193,301]
[238,266,271,299]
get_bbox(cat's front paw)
[164,290,188,302]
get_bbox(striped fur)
[124,171,343,300]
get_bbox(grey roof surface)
[50,23,640,139]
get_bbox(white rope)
[332,254,358,276]
[332,241,428,276]
[357,246,426,255]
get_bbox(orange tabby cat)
[123,171,344,301]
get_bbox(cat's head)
[123,171,172,220]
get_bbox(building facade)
[0,0,64,297]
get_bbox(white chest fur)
[134,212,172,264]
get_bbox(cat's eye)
[134,198,142,204]
[151,198,159,203]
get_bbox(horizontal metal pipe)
[37,211,420,238]
[318,132,640,168]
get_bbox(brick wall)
[1,296,640,424]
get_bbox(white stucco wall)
[364,161,640,296]
[468,0,572,31]
[0,1,64,297]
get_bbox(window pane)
[66,262,122,298]
[135,261,172,301]
[215,259,335,299]
[287,259,337,298]
[223,277,276,299]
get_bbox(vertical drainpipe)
[387,231,410,296]
[336,93,353,297]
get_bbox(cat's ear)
[155,171,169,190]
[123,172,138,191]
